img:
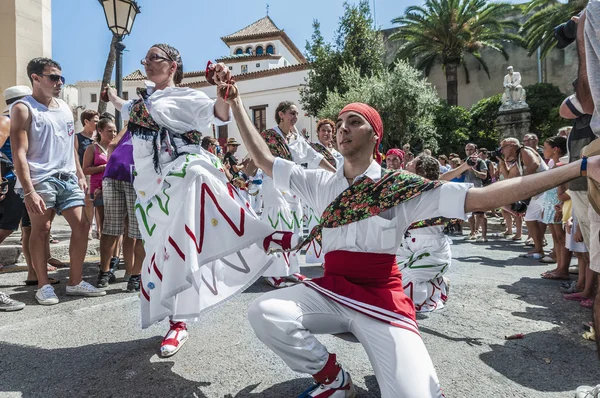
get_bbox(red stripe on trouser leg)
[312,353,340,384]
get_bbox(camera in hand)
[510,198,531,214]
[466,157,477,167]
[489,147,503,159]
[555,18,578,49]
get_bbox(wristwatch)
[581,156,588,177]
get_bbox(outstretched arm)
[465,160,582,213]
[228,96,275,177]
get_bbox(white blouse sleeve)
[272,157,329,211]
[120,100,136,122]
[394,182,472,233]
[288,135,324,169]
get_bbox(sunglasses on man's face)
[40,74,65,84]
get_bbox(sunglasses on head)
[40,74,65,84]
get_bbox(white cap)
[3,85,32,101]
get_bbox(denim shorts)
[17,174,85,215]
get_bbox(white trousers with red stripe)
[248,284,444,398]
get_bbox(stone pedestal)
[496,103,531,142]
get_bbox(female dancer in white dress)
[259,103,335,288]
[106,44,279,357]
[305,119,343,265]
[399,155,452,312]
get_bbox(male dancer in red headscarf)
[220,81,600,396]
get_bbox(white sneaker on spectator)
[66,281,106,297]
[35,284,59,305]
[466,234,478,241]
[0,291,25,311]
[575,385,600,398]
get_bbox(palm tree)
[390,0,522,106]
[521,0,587,59]
[98,35,118,115]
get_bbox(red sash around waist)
[302,250,419,334]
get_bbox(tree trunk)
[97,35,118,115]
[445,62,459,107]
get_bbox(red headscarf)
[338,103,384,164]
[386,148,405,162]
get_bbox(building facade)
[71,16,314,156]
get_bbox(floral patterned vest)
[300,169,443,248]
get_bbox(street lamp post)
[98,0,140,130]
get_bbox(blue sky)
[52,0,524,84]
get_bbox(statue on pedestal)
[502,66,527,107]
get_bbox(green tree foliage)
[468,94,503,149]
[319,62,440,151]
[520,0,587,59]
[299,1,385,117]
[390,0,522,106]
[525,83,567,140]
[434,104,471,155]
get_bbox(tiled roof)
[123,69,146,81]
[215,53,282,63]
[221,16,281,42]
[179,63,310,88]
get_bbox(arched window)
[266,44,274,54]
[235,48,243,55]
[245,46,253,55]
[256,46,264,55]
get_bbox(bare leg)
[60,206,90,286]
[476,213,487,240]
[132,239,145,275]
[526,221,543,256]
[84,195,94,236]
[468,216,476,238]
[22,226,35,281]
[576,253,589,291]
[28,210,55,288]
[100,234,120,273]
[514,215,523,239]
[122,235,134,275]
[502,210,512,235]
[95,206,104,237]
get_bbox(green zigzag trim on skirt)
[399,252,448,270]
[268,210,301,230]
[135,202,156,236]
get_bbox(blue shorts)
[18,174,85,215]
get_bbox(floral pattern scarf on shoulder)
[310,142,337,168]
[260,129,293,161]
[300,170,443,249]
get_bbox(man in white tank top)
[10,57,106,305]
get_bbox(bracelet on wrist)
[581,156,588,177]
[23,190,35,197]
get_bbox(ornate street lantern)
[98,0,140,129]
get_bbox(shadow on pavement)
[480,329,600,393]
[498,277,589,327]
[224,375,380,397]
[0,337,212,398]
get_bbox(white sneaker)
[576,385,600,398]
[299,369,356,397]
[35,284,59,305]
[0,291,25,311]
[66,281,106,297]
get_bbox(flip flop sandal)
[520,253,543,259]
[25,278,59,286]
[511,236,522,241]
[564,292,590,302]
[48,257,68,268]
[581,298,594,309]
[539,256,557,263]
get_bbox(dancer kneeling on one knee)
[221,75,600,396]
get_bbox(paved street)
[0,234,599,398]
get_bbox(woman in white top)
[106,44,277,358]
[259,102,335,288]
